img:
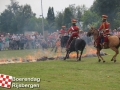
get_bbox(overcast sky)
[0,0,95,17]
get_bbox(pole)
[41,0,44,39]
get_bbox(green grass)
[0,49,40,58]
[0,48,120,90]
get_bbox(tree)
[113,12,120,28]
[63,8,73,28]
[55,12,64,29]
[0,0,20,33]
[46,7,56,32]
[47,7,55,23]
[19,4,34,32]
[91,0,120,14]
[81,10,100,31]
[91,0,120,28]
[0,9,14,32]
[23,17,40,32]
[0,0,36,33]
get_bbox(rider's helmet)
[102,15,108,20]
[61,26,66,28]
[72,19,77,23]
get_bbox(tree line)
[0,0,120,34]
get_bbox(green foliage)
[23,17,42,33]
[55,5,87,29]
[91,0,120,14]
[76,5,86,21]
[0,0,37,33]
[113,12,120,28]
[1,0,120,33]
[81,10,100,31]
[55,12,64,29]
[63,8,73,28]
[47,7,55,23]
[91,0,120,29]
[46,7,56,32]
[0,9,14,32]
[16,4,34,33]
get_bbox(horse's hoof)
[111,58,113,61]
[114,60,116,63]
[98,59,101,62]
[103,61,105,63]
[66,56,69,58]
[77,59,81,61]
[63,58,66,60]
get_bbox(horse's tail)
[119,38,120,46]
[115,37,120,49]
[118,38,120,48]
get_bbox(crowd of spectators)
[0,29,120,51]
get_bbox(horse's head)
[87,27,98,37]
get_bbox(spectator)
[4,33,10,50]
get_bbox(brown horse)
[87,27,120,63]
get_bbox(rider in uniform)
[59,26,66,39]
[97,15,110,48]
[66,19,80,50]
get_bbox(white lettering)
[12,83,40,88]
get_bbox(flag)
[0,74,12,88]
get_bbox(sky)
[0,0,95,17]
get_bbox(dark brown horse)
[64,38,86,61]
[87,27,120,62]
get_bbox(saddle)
[94,35,111,49]
[102,35,111,49]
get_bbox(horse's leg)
[110,47,119,62]
[76,50,79,61]
[96,48,101,62]
[61,47,63,52]
[51,46,54,52]
[64,51,68,60]
[97,48,105,63]
[78,50,83,61]
[61,47,62,52]
[55,47,57,53]
[64,51,70,60]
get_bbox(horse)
[51,36,69,53]
[60,35,69,52]
[51,38,61,53]
[87,27,120,62]
[64,37,86,61]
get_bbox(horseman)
[66,19,80,50]
[97,15,110,48]
[59,26,66,39]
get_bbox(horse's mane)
[92,28,99,36]
[87,27,98,37]
[91,27,98,31]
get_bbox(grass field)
[0,48,120,90]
